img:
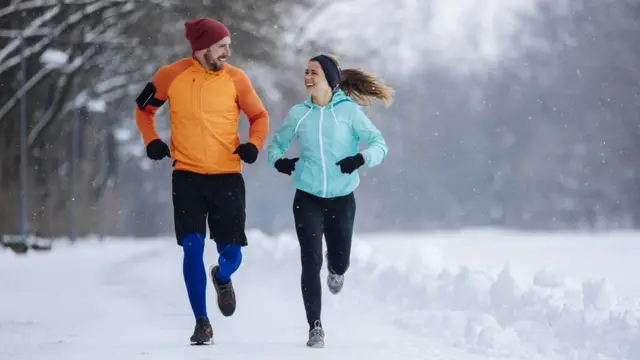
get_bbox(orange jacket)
[135,57,269,174]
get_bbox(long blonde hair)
[324,55,394,107]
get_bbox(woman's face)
[304,61,330,95]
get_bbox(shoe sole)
[307,341,325,348]
[190,334,213,345]
[190,339,213,346]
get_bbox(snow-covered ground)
[2,229,640,360]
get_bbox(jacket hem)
[173,162,242,175]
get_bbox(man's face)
[201,36,231,71]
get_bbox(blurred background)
[1,0,639,242]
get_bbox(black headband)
[311,55,341,90]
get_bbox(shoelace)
[310,320,324,337]
[328,273,343,286]
[219,284,234,303]
[196,319,211,332]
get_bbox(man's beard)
[204,52,225,71]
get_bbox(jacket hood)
[303,89,352,108]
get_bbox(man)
[134,17,269,345]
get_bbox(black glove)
[274,157,299,175]
[234,142,258,164]
[336,153,365,174]
[146,139,170,160]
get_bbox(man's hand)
[146,139,171,160]
[234,142,259,164]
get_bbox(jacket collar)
[303,89,352,108]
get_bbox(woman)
[266,54,392,348]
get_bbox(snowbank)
[245,229,640,360]
[3,229,640,360]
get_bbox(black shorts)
[172,170,247,247]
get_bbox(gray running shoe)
[325,251,344,294]
[327,271,344,294]
[306,320,325,348]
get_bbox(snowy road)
[2,230,640,360]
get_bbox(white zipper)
[318,107,327,197]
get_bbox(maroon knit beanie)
[184,18,230,53]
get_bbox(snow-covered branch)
[0,5,60,63]
[0,29,51,37]
[0,0,59,20]
[84,4,141,44]
[0,0,131,76]
[25,4,141,144]
[99,85,138,103]
[94,73,132,94]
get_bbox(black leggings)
[292,189,356,330]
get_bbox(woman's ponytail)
[318,55,393,107]
[338,67,394,107]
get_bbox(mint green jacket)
[267,90,388,198]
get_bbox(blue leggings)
[181,233,242,318]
